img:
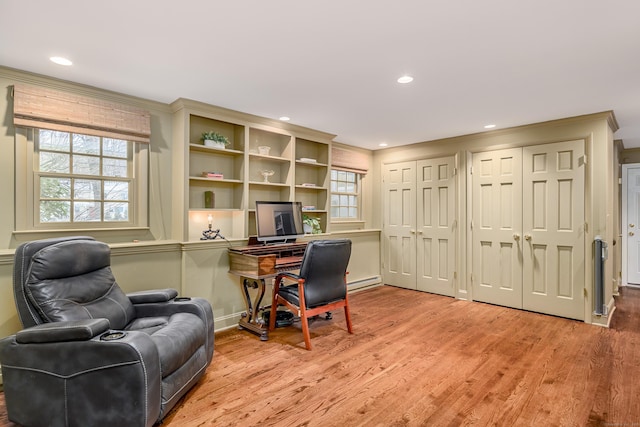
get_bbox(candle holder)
[201,223,225,240]
[201,214,225,240]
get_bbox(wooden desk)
[228,242,307,340]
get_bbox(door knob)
[524,234,532,241]
[630,224,635,228]
[630,231,635,237]
[513,234,520,241]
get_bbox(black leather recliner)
[0,236,214,427]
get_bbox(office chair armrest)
[127,288,179,304]
[275,272,302,284]
[15,319,110,344]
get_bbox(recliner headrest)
[30,239,111,281]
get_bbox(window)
[331,169,360,220]
[15,128,148,231]
[37,130,132,224]
[12,84,151,233]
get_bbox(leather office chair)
[0,236,214,427]
[269,239,353,350]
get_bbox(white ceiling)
[1,1,639,150]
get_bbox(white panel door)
[624,165,640,285]
[471,141,585,320]
[416,157,456,296]
[383,161,417,289]
[472,149,523,308]
[522,140,585,320]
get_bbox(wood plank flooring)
[2,285,640,426]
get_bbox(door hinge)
[453,167,457,176]
[579,155,587,166]
[469,166,473,175]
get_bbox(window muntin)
[36,129,132,225]
[330,169,360,219]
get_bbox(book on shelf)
[302,206,316,211]
[301,183,317,187]
[299,157,317,163]
[202,172,224,179]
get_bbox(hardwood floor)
[2,285,640,426]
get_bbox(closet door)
[472,149,523,308]
[623,165,640,285]
[416,157,456,296]
[522,140,585,320]
[383,161,417,289]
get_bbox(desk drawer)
[229,252,277,276]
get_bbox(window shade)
[13,84,151,143]
[331,146,368,174]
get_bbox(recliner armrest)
[127,288,179,304]
[1,329,162,427]
[15,319,110,344]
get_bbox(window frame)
[330,168,361,221]
[15,127,149,233]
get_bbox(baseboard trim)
[212,275,383,333]
[347,275,383,292]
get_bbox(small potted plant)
[302,214,322,234]
[201,131,230,149]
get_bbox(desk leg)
[238,277,269,341]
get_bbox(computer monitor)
[255,201,305,244]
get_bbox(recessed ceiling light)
[484,124,496,129]
[279,116,290,121]
[379,143,388,147]
[50,56,73,66]
[397,75,414,84]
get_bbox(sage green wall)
[0,67,380,345]
[330,142,375,233]
[0,67,175,248]
[372,113,619,326]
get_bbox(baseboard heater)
[594,236,608,316]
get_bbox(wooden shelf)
[295,184,325,190]
[296,159,328,167]
[189,144,244,156]
[249,153,290,163]
[248,181,290,188]
[189,208,242,212]
[189,177,243,184]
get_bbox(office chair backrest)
[13,236,135,329]
[298,239,351,308]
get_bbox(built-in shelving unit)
[293,137,330,234]
[171,99,334,241]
